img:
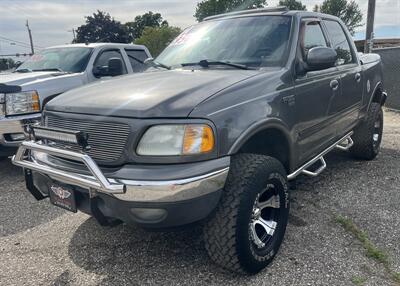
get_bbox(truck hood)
[0,71,87,107]
[46,69,259,118]
[0,71,65,86]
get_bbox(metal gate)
[373,47,400,110]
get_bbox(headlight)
[5,91,40,116]
[137,124,215,156]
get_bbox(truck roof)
[203,7,341,22]
[45,43,147,50]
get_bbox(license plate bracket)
[48,183,77,213]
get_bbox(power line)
[0,53,32,57]
[0,35,31,46]
[0,40,42,52]
[0,35,44,49]
[0,39,31,48]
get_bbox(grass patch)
[335,215,400,285]
[392,272,400,283]
[351,276,367,286]
[335,216,389,265]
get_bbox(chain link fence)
[373,47,400,110]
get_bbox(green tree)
[279,0,306,10]
[194,0,267,22]
[125,12,169,41]
[75,10,129,43]
[135,26,182,57]
[316,0,363,35]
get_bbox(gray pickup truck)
[0,43,151,156]
[13,8,387,274]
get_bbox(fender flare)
[367,81,386,111]
[228,118,295,172]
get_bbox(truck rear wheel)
[350,102,383,160]
[204,154,289,274]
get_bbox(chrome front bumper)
[12,141,229,203]
[0,113,41,147]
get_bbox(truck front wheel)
[350,102,383,160]
[204,154,289,274]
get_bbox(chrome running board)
[335,137,354,151]
[287,131,353,180]
[301,157,327,177]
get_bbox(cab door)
[294,19,343,164]
[322,19,363,133]
[89,48,128,82]
[124,49,149,73]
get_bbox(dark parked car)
[13,7,386,274]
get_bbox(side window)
[125,49,148,72]
[323,20,353,66]
[94,50,127,74]
[301,21,327,59]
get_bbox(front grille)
[45,115,130,163]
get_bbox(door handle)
[355,73,361,83]
[330,79,339,91]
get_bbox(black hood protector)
[0,84,22,93]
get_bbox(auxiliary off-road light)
[9,133,26,141]
[33,126,89,149]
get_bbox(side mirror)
[306,47,337,71]
[93,57,124,78]
[144,57,154,64]
[107,57,123,77]
[14,61,23,68]
[93,66,108,77]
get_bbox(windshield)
[156,16,292,69]
[16,47,93,73]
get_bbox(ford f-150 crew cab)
[13,7,387,274]
[0,43,151,156]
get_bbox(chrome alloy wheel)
[249,184,281,249]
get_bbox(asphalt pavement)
[0,110,399,286]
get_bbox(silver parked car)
[0,43,151,156]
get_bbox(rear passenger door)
[124,49,149,73]
[322,19,363,133]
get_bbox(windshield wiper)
[144,58,171,70]
[32,68,66,72]
[181,60,254,70]
[14,68,32,73]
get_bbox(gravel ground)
[0,110,399,286]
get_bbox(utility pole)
[68,28,76,42]
[364,0,376,53]
[26,20,34,55]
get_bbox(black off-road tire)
[204,154,290,274]
[350,102,383,160]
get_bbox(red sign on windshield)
[29,54,43,62]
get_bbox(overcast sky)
[0,0,399,57]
